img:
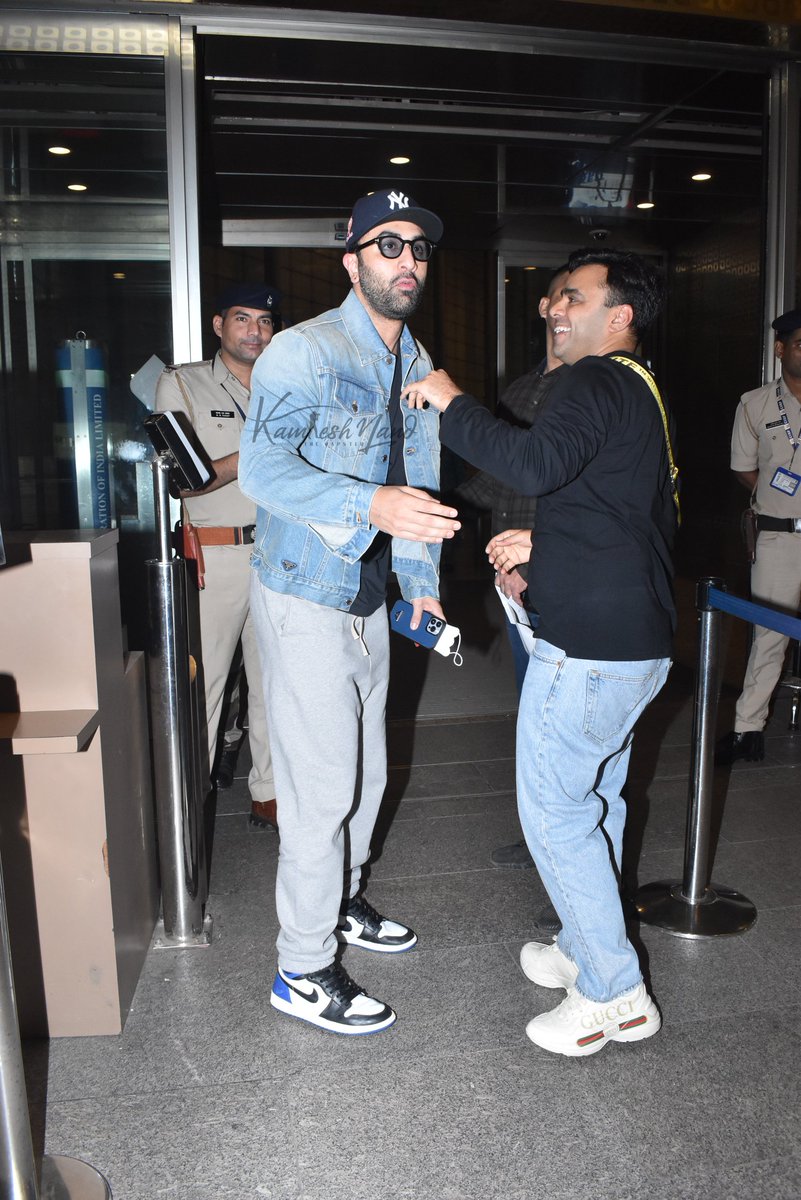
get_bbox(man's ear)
[343,252,360,286]
[776,339,786,364]
[212,313,224,339]
[538,296,550,319]
[610,304,635,332]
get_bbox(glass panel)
[0,50,170,645]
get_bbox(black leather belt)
[756,515,801,533]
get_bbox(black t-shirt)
[440,352,676,661]
[350,352,404,617]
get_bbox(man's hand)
[495,567,527,603]
[401,369,463,413]
[486,528,533,573]
[180,451,238,497]
[369,485,460,543]
[410,595,445,631]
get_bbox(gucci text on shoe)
[525,982,661,1057]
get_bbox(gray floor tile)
[43,1083,296,1200]
[370,794,528,880]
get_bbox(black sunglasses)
[353,234,436,262]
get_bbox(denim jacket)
[239,289,442,610]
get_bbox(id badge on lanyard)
[772,386,801,495]
[770,466,801,496]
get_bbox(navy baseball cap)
[215,283,282,314]
[772,309,801,338]
[345,188,443,252]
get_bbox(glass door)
[0,44,172,644]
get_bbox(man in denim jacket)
[239,189,460,1035]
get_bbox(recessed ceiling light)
[112,272,126,280]
[692,172,712,182]
[524,266,538,271]
[637,201,655,210]
[389,156,410,165]
[48,145,70,156]
[67,183,87,192]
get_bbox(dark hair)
[566,247,665,339]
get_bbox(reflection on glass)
[0,50,171,644]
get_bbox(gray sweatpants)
[249,580,390,974]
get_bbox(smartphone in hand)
[389,599,445,649]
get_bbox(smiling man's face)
[548,263,624,365]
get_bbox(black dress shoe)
[534,902,562,935]
[214,746,239,790]
[490,839,534,869]
[714,730,765,766]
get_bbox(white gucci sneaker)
[526,982,661,1057]
[519,940,579,989]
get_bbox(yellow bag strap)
[610,355,681,525]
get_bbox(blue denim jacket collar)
[339,288,421,370]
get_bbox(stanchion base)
[634,879,757,939]
[152,912,213,950]
[40,1154,112,1198]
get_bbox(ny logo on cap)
[388,190,410,211]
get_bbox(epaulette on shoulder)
[164,359,212,373]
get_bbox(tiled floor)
[24,570,801,1200]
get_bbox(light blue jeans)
[517,638,671,1002]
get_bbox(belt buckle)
[793,519,801,534]
[243,523,256,543]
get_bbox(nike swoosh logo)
[285,978,319,1003]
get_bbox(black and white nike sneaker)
[270,962,396,1034]
[338,895,418,954]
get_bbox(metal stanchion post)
[146,455,212,948]
[635,577,757,937]
[0,852,111,1198]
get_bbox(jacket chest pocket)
[318,375,388,470]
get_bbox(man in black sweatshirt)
[403,248,677,1057]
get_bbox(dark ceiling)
[0,11,772,256]
[198,29,767,253]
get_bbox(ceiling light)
[389,156,410,165]
[48,146,70,156]
[67,183,87,192]
[692,172,712,182]
[112,272,126,280]
[524,266,538,271]
[637,200,655,210]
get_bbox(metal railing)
[635,576,801,937]
[0,853,112,1199]
[145,456,212,949]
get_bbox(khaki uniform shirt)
[155,351,255,527]
[731,377,801,518]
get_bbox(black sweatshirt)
[440,353,676,661]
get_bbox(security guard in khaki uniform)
[718,307,801,764]
[155,282,279,827]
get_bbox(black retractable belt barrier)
[0,853,112,1198]
[635,578,758,938]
